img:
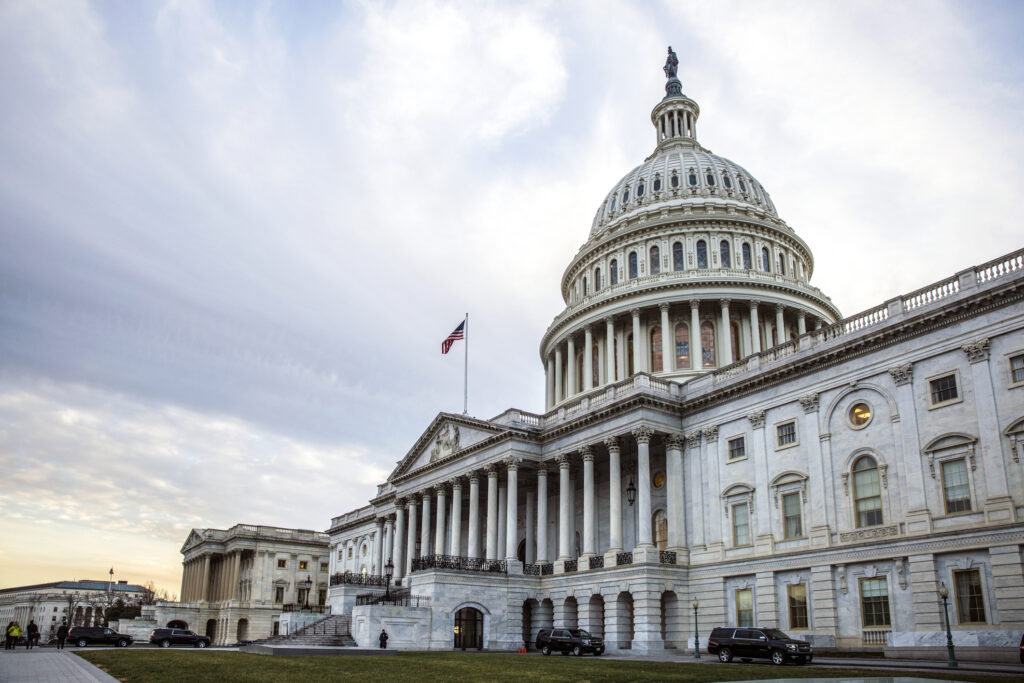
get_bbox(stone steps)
[255,615,355,647]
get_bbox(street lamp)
[626,477,636,506]
[692,598,701,659]
[384,558,394,600]
[938,583,957,668]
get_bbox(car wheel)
[196,641,207,648]
[76,639,88,648]
[718,647,732,663]
[771,649,786,666]
[116,640,129,648]
[572,645,581,656]
[161,640,171,648]
[541,645,550,656]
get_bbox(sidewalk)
[0,648,120,683]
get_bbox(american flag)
[441,320,465,354]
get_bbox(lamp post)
[384,558,394,600]
[304,574,312,609]
[692,598,701,659]
[938,583,957,668]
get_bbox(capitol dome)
[540,52,842,410]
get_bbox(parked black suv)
[706,627,811,665]
[68,626,133,648]
[149,628,211,648]
[535,628,605,656]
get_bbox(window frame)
[731,501,751,547]
[1006,350,1024,388]
[628,251,638,279]
[720,240,731,268]
[735,588,754,628]
[952,568,987,624]
[277,559,287,569]
[299,560,308,570]
[939,457,972,515]
[848,401,873,430]
[696,240,708,269]
[787,583,809,629]
[727,436,746,462]
[649,245,660,275]
[672,242,684,271]
[859,576,892,628]
[775,420,799,450]
[674,322,690,370]
[851,455,884,528]
[762,247,771,272]
[781,491,804,539]
[700,320,716,368]
[927,370,962,409]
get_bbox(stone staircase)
[255,615,356,647]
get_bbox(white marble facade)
[324,64,1024,659]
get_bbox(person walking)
[26,621,38,649]
[378,628,389,649]
[56,621,69,650]
[4,621,13,650]
[8,623,21,650]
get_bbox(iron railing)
[589,555,605,569]
[659,551,676,564]
[410,554,507,574]
[616,552,633,566]
[355,589,432,608]
[564,559,578,573]
[329,572,388,587]
[523,562,553,576]
[281,603,325,614]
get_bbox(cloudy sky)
[1,0,1022,594]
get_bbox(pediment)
[390,413,503,480]
[180,529,206,553]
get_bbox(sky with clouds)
[1,0,1022,594]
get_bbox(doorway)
[453,607,483,650]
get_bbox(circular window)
[849,402,872,428]
[652,470,666,489]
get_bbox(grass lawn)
[78,650,1010,683]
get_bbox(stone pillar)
[630,308,641,374]
[748,411,773,553]
[450,479,463,556]
[888,362,930,533]
[497,480,507,558]
[384,516,395,570]
[393,503,406,580]
[990,545,1024,626]
[665,433,685,554]
[633,426,655,553]
[603,592,627,652]
[525,487,536,564]
[720,299,733,366]
[660,303,672,372]
[606,437,623,554]
[631,589,662,652]
[581,446,595,558]
[583,326,594,391]
[605,317,615,383]
[486,466,499,560]
[962,339,1015,521]
[810,565,838,640]
[545,356,554,410]
[755,571,778,627]
[468,473,481,558]
[566,335,577,397]
[557,455,571,561]
[797,310,806,335]
[908,554,943,631]
[554,347,563,403]
[536,465,549,563]
[775,303,785,344]
[200,554,211,602]
[420,491,432,558]
[434,485,447,559]
[506,457,520,560]
[690,300,701,366]
[405,498,417,576]
[374,518,384,575]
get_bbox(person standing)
[56,621,69,651]
[8,623,21,650]
[26,621,38,649]
[378,628,389,649]
[4,621,13,650]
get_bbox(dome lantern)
[652,46,700,149]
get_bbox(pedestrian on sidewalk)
[378,629,389,649]
[7,623,21,650]
[25,621,38,649]
[55,621,68,650]
[3,622,13,650]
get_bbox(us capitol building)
[161,52,1024,659]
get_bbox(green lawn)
[78,650,1009,683]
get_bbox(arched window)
[706,172,716,186]
[852,456,883,527]
[731,322,741,361]
[650,326,663,372]
[674,322,690,369]
[654,510,668,550]
[739,177,748,193]
[594,267,601,291]
[637,181,645,197]
[649,246,660,275]
[575,351,583,394]
[610,259,618,285]
[723,175,732,189]
[622,187,630,203]
[592,344,600,387]
[628,252,638,279]
[671,171,679,188]
[583,276,588,296]
[672,242,684,271]
[610,196,616,211]
[688,171,698,186]
[742,243,752,269]
[701,321,716,367]
[696,240,708,269]
[626,334,634,375]
[720,240,731,268]
[653,176,662,192]
[778,253,786,275]
[762,247,771,272]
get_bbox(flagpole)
[463,313,469,415]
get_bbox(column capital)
[376,516,387,527]
[685,430,702,450]
[504,455,522,471]
[419,490,431,502]
[799,392,819,413]
[536,462,549,476]
[701,425,719,443]
[665,433,685,450]
[888,362,913,385]
[747,410,766,429]
[776,302,785,312]
[583,324,592,334]
[434,483,448,495]
[485,463,500,477]
[719,298,731,308]
[385,513,396,523]
[449,476,463,490]
[554,453,571,469]
[603,436,620,453]
[749,300,760,309]
[689,299,701,310]
[632,425,655,444]
[630,307,641,318]
[659,302,670,313]
[394,497,407,509]
[961,338,990,363]
[579,445,594,462]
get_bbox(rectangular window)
[274,586,284,603]
[1011,353,1024,384]
[787,584,808,629]
[732,502,750,546]
[953,569,986,623]
[860,577,891,627]
[338,550,344,560]
[941,459,971,513]
[277,559,287,569]
[736,589,753,627]
[297,588,308,605]
[930,374,958,404]
[782,492,803,539]
[777,421,797,447]
[728,436,746,460]
[299,560,308,570]
[320,562,329,572]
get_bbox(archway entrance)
[236,618,249,642]
[453,607,483,650]
[205,619,217,642]
[166,620,188,629]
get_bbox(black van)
[67,626,133,648]
[534,628,605,656]
[706,626,811,665]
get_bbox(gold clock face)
[653,470,666,488]
[849,402,871,427]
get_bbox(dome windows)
[696,240,708,269]
[739,177,747,193]
[778,253,786,276]
[723,175,733,189]
[650,326,663,372]
[610,259,619,285]
[649,246,660,275]
[583,276,588,296]
[653,176,662,192]
[637,181,645,197]
[610,196,617,211]
[706,173,716,186]
[701,321,716,367]
[594,267,602,291]
[622,188,630,203]
[628,251,638,279]
[674,323,690,369]
[762,247,771,272]
[742,243,752,269]
[720,240,731,268]
[688,171,698,187]
[670,171,679,188]
[672,242,684,271]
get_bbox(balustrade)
[659,551,676,564]
[589,555,605,569]
[329,572,388,587]
[410,554,507,574]
[564,559,578,573]
[616,551,633,566]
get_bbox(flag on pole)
[441,320,465,354]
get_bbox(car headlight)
[786,644,798,650]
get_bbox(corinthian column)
[505,457,521,560]
[405,497,418,576]
[554,347,563,403]
[606,437,622,552]
[583,326,594,391]
[420,491,432,558]
[581,446,595,557]
[605,317,616,383]
[633,426,655,548]
[749,301,761,354]
[486,465,499,560]
[665,433,685,553]
[567,335,577,397]
[450,478,463,556]
[393,502,406,580]
[468,473,481,558]
[557,455,571,561]
[630,308,641,374]
[720,299,733,366]
[434,484,446,559]
[536,464,549,563]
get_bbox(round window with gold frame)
[652,470,666,489]
[849,402,872,428]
